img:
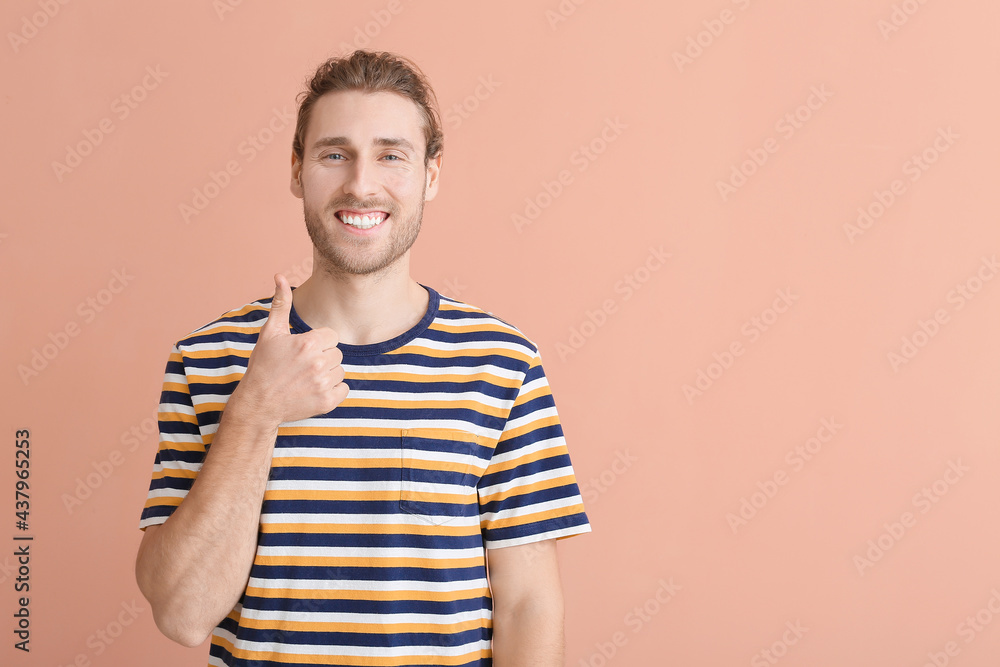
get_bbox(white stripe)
[478,465,577,497]
[485,523,592,549]
[184,340,255,353]
[265,480,475,495]
[342,388,507,409]
[280,417,493,435]
[520,374,550,395]
[504,405,559,432]
[486,434,562,466]
[256,545,482,560]
[192,314,267,335]
[156,432,203,444]
[158,402,196,416]
[145,488,187,499]
[185,364,248,378]
[241,606,484,626]
[263,480,399,492]
[405,337,530,355]
[340,360,522,381]
[190,393,232,406]
[438,315,517,331]
[247,577,488,592]
[479,494,583,522]
[258,512,478,525]
[229,636,490,658]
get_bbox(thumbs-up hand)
[234,274,349,426]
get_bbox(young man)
[134,50,591,666]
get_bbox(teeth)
[340,213,386,230]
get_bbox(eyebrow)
[312,136,415,153]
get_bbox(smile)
[335,210,388,230]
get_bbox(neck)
[291,254,429,346]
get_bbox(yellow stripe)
[270,456,477,475]
[148,467,199,481]
[484,502,587,530]
[237,617,484,634]
[254,555,482,569]
[482,444,569,476]
[258,523,478,537]
[496,414,561,442]
[215,639,489,667]
[155,440,205,453]
[479,473,577,504]
[244,586,488,603]
[144,496,182,509]
[157,411,199,425]
[187,372,244,384]
[185,347,251,360]
[263,490,476,506]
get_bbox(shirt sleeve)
[477,345,592,549]
[138,343,207,530]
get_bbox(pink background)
[4,1,1000,665]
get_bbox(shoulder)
[432,290,542,363]
[173,293,275,354]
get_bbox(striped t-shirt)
[139,283,592,666]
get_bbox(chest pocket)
[400,428,484,525]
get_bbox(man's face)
[290,89,441,278]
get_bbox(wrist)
[224,383,283,433]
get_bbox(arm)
[134,275,349,647]
[134,397,280,646]
[487,539,566,666]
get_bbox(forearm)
[135,390,279,646]
[492,595,566,666]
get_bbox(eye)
[324,152,345,161]
[383,154,400,161]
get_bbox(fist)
[236,274,349,424]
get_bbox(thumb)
[260,274,292,338]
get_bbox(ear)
[290,151,304,199]
[423,152,442,202]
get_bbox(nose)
[342,156,379,201]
